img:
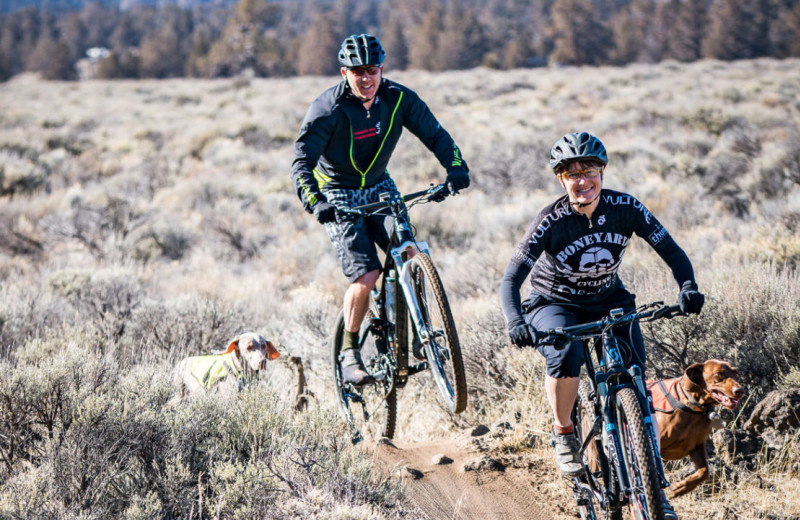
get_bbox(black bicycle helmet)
[338,34,386,68]
[549,132,608,173]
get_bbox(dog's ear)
[685,363,706,390]
[225,336,240,354]
[265,341,280,360]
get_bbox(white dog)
[174,333,280,396]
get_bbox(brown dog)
[648,360,746,497]
[174,333,280,396]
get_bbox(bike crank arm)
[406,361,429,375]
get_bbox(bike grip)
[652,304,681,320]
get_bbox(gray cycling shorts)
[322,177,399,282]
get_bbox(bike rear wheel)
[332,308,397,443]
[616,387,664,520]
[406,253,467,414]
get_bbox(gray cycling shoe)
[660,490,678,520]
[339,348,373,386]
[550,431,585,477]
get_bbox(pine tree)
[27,31,74,80]
[772,1,800,57]
[669,0,709,62]
[381,13,409,70]
[703,0,771,60]
[438,0,484,70]
[186,26,212,77]
[407,3,442,70]
[295,11,341,76]
[207,0,285,77]
[139,25,182,78]
[648,0,681,62]
[549,0,612,66]
[610,5,643,64]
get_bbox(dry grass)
[1,58,799,517]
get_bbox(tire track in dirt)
[371,436,578,520]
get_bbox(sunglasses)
[348,66,382,76]
[559,165,603,182]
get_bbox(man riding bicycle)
[499,132,704,520]
[291,34,469,385]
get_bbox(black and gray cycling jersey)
[500,189,695,327]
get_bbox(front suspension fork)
[629,365,669,489]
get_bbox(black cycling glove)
[679,281,705,314]
[312,201,338,224]
[445,167,470,195]
[508,321,540,347]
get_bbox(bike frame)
[345,185,447,379]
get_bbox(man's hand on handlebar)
[445,166,470,195]
[312,201,338,224]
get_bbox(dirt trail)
[370,433,579,520]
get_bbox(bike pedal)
[368,317,390,331]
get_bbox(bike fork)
[599,382,631,493]
[397,264,431,347]
[629,366,669,489]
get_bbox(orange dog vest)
[647,377,682,413]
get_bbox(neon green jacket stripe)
[349,91,404,188]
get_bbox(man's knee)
[353,269,380,290]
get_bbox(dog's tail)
[286,356,308,412]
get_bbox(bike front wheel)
[331,308,397,443]
[406,252,467,414]
[615,387,664,520]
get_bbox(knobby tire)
[616,387,664,520]
[407,252,467,414]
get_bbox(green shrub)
[0,353,411,519]
[646,263,800,405]
[121,295,245,365]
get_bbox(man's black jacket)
[291,78,466,213]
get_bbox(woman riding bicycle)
[291,34,470,385]
[499,132,705,520]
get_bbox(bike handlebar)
[339,183,448,216]
[537,301,685,347]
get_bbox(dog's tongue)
[714,391,739,409]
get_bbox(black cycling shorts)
[322,177,399,282]
[522,287,645,378]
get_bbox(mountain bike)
[538,301,685,520]
[331,183,467,444]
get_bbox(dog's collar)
[657,378,714,415]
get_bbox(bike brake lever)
[653,304,686,320]
[427,184,448,203]
[539,332,571,350]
